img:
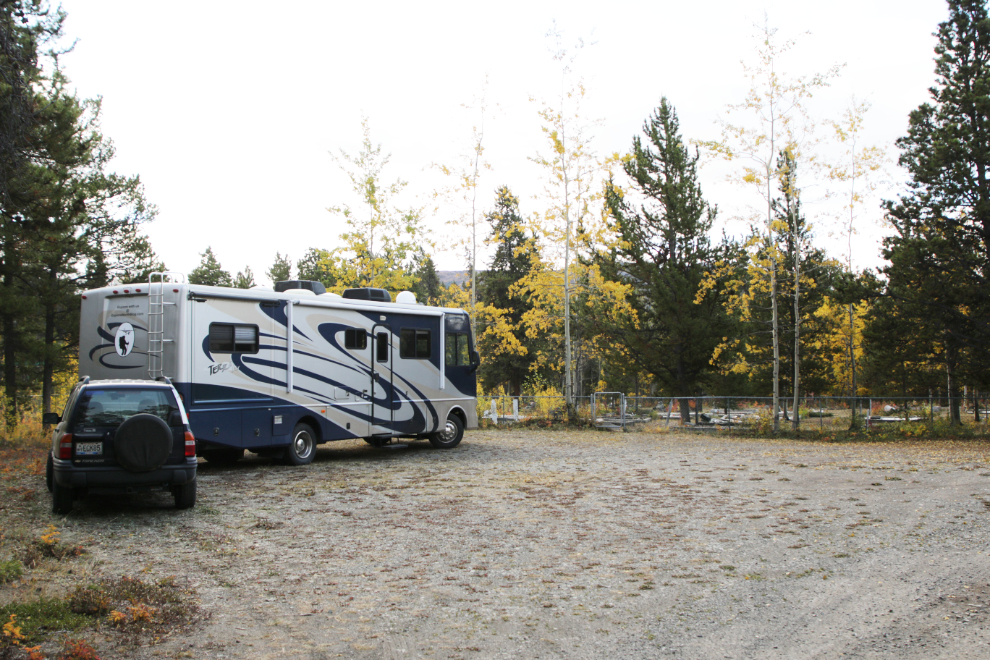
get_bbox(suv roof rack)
[78,375,90,384]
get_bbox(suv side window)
[61,385,83,423]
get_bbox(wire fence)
[476,393,990,433]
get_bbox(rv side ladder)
[148,272,185,379]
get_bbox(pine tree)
[297,248,335,287]
[233,266,256,289]
[477,186,545,396]
[880,0,990,423]
[188,247,232,287]
[410,253,442,304]
[266,252,291,285]
[596,98,737,422]
[1,3,158,422]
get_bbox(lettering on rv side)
[208,362,239,376]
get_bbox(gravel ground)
[7,429,990,659]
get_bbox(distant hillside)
[438,270,472,287]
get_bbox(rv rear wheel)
[428,415,464,449]
[285,423,316,466]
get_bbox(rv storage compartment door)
[189,297,275,448]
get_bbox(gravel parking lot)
[6,429,990,659]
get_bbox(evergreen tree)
[476,186,544,396]
[266,251,291,285]
[878,0,990,423]
[296,248,335,287]
[595,99,737,421]
[1,3,158,421]
[188,247,232,286]
[233,266,256,289]
[409,252,441,303]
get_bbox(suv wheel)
[284,423,316,466]
[52,479,74,515]
[172,479,196,509]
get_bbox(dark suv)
[44,377,198,514]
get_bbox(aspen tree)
[527,23,603,418]
[325,117,428,293]
[433,79,494,331]
[702,20,840,432]
[826,98,888,425]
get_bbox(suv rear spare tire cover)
[114,413,173,472]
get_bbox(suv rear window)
[74,389,177,427]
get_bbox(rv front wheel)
[428,415,464,449]
[285,423,316,466]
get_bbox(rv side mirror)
[42,412,61,425]
[469,350,480,372]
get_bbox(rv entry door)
[371,324,393,435]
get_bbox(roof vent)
[274,280,326,295]
[342,288,391,303]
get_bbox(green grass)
[0,598,91,643]
[0,559,23,584]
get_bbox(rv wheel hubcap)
[294,430,313,459]
[442,420,457,441]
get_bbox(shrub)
[0,560,22,585]
[57,638,100,660]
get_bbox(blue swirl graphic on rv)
[260,302,311,341]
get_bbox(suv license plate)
[75,442,103,456]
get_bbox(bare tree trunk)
[42,308,55,415]
[946,341,961,426]
[792,221,801,432]
[771,257,780,433]
[848,304,858,428]
[2,266,17,428]
[563,161,573,422]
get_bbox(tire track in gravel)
[43,431,990,659]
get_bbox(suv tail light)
[184,431,196,457]
[59,434,73,459]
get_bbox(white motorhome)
[78,274,479,465]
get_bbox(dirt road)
[7,430,990,658]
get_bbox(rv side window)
[445,332,471,366]
[400,328,431,359]
[344,328,367,350]
[376,332,389,362]
[209,323,259,353]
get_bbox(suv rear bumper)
[52,457,197,489]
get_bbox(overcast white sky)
[57,0,948,284]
